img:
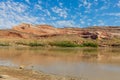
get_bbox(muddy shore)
[0,66,81,80]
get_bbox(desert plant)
[81,42,98,47]
[0,43,10,46]
[15,41,28,45]
[28,42,44,47]
[49,41,79,47]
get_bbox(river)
[0,47,120,80]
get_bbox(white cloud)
[100,6,108,10]
[94,0,98,1]
[103,13,120,16]
[51,17,57,20]
[80,19,85,24]
[0,1,28,13]
[46,10,51,16]
[78,0,92,13]
[51,6,68,18]
[78,4,82,8]
[0,0,39,28]
[55,20,78,27]
[25,0,30,4]
[88,19,92,22]
[82,0,92,9]
[34,4,42,10]
[117,0,120,7]
[59,2,63,8]
[98,20,105,26]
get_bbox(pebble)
[19,65,24,69]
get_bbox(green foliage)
[0,43,9,46]
[49,41,79,47]
[15,41,27,45]
[28,42,44,47]
[81,42,98,47]
[49,41,98,47]
[15,41,44,47]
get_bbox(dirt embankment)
[0,23,119,40]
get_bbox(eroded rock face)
[0,23,115,39]
[13,23,31,30]
[13,23,60,36]
[95,31,111,40]
[80,31,111,40]
[0,30,31,39]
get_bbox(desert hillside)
[0,23,119,40]
[0,23,119,47]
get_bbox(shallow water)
[0,47,120,80]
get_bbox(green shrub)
[82,42,98,47]
[49,41,78,47]
[15,41,44,47]
[0,43,10,46]
[28,42,44,47]
[15,41,27,45]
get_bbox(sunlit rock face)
[12,23,60,36]
[0,23,119,39]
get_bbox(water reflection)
[0,47,120,80]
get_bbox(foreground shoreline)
[0,66,80,80]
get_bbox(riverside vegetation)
[0,34,119,47]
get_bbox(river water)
[0,47,120,80]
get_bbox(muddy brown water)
[0,47,120,80]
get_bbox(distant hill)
[0,23,119,39]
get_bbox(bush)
[15,41,27,45]
[28,42,44,47]
[0,43,10,46]
[82,42,98,47]
[49,41,78,47]
[16,41,44,47]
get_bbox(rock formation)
[0,23,119,39]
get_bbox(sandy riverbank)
[0,66,81,80]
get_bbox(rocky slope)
[0,23,120,39]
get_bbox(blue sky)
[0,0,120,28]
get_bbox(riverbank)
[0,35,120,48]
[0,66,80,80]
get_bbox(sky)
[0,0,120,29]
